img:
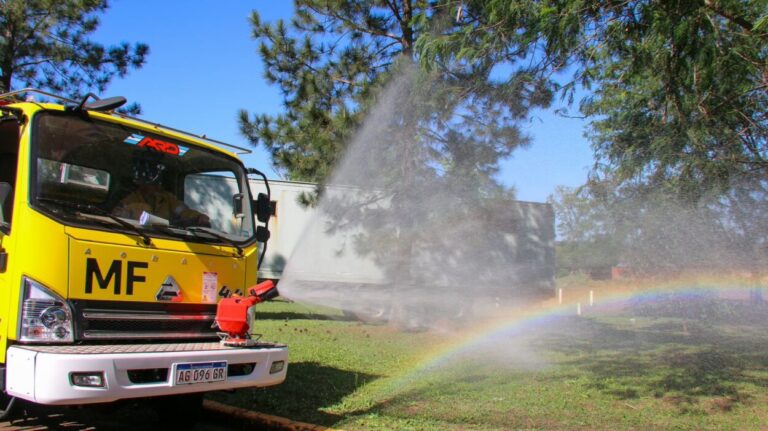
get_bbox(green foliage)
[549,185,620,274]
[549,185,614,244]
[579,0,768,201]
[419,0,768,202]
[240,0,551,183]
[556,240,618,276]
[548,177,768,274]
[0,0,148,96]
[414,1,768,274]
[240,0,405,181]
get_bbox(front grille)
[71,300,219,342]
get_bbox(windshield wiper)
[186,226,243,255]
[37,197,152,246]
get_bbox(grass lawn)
[211,279,768,430]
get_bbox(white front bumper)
[5,342,288,405]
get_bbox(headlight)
[19,276,74,343]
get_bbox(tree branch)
[703,0,764,37]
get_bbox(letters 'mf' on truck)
[0,89,287,425]
[84,258,148,295]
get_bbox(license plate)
[173,361,227,385]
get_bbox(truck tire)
[0,392,16,421]
[153,393,203,430]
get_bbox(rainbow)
[373,276,763,396]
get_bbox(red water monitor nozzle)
[215,280,278,346]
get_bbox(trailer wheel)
[153,393,203,430]
[389,303,430,332]
[0,392,16,421]
[344,304,391,324]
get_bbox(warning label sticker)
[202,272,218,303]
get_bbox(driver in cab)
[113,157,210,227]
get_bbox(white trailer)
[249,180,556,299]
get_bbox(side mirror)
[255,226,271,242]
[253,192,273,223]
[74,93,127,112]
[84,96,127,112]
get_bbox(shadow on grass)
[255,310,356,321]
[536,312,768,405]
[210,361,379,426]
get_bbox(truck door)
[0,119,19,228]
[0,117,19,363]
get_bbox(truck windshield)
[31,112,256,244]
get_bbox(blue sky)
[94,1,594,203]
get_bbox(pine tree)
[242,1,556,325]
[240,0,551,183]
[0,0,148,97]
[419,0,768,201]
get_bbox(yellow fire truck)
[0,89,287,424]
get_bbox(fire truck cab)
[0,89,287,422]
